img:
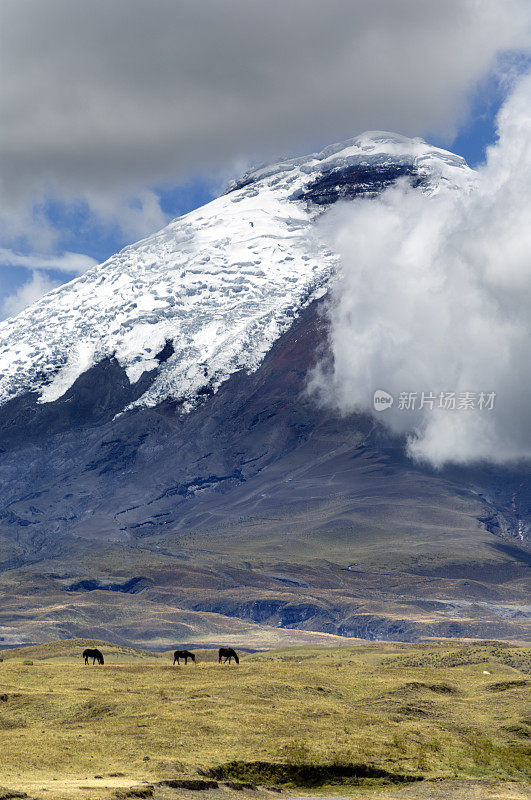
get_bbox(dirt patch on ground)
[0,777,149,800]
[159,781,219,791]
[1,777,529,800]
[355,778,531,799]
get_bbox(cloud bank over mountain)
[314,71,531,467]
[1,0,531,243]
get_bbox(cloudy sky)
[1,0,531,318]
[312,69,531,465]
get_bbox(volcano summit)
[0,132,473,413]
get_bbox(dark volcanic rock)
[0,356,156,449]
[293,163,426,205]
[66,577,153,594]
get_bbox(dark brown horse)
[173,650,196,665]
[83,648,104,665]
[218,647,239,664]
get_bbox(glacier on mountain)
[0,132,474,413]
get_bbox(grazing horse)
[218,647,239,664]
[83,648,104,665]
[173,650,196,665]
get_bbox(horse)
[173,650,196,665]
[83,648,104,665]
[218,647,239,664]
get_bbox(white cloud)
[1,0,531,209]
[0,249,98,318]
[0,249,97,275]
[0,0,530,269]
[1,271,62,318]
[311,70,531,467]
[83,190,169,241]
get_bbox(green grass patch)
[0,638,529,796]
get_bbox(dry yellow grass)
[0,639,529,800]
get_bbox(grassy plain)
[0,639,529,800]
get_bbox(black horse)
[83,648,104,665]
[173,650,196,665]
[218,647,239,664]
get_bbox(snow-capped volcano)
[0,132,473,413]
[1,133,530,650]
